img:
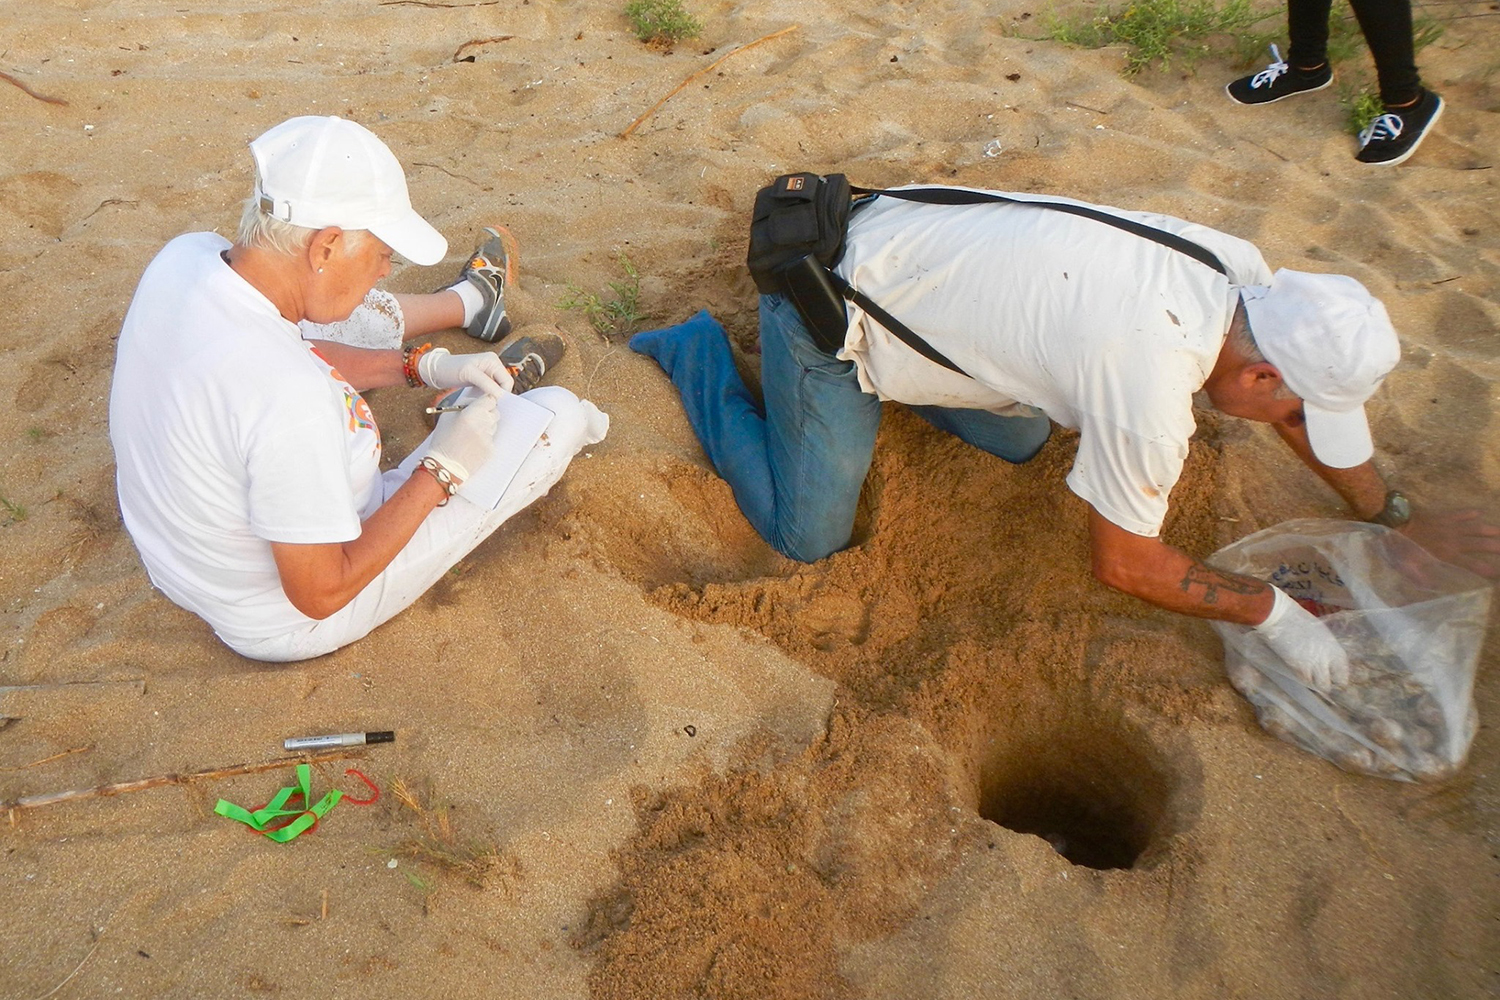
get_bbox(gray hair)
[1229,298,1297,400]
[235,195,368,257]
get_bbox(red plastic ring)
[342,768,380,805]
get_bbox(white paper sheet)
[398,389,555,511]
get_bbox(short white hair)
[1229,298,1297,401]
[235,195,368,257]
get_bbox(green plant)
[559,253,645,338]
[624,0,702,44]
[1041,0,1273,73]
[1,496,25,524]
[1341,82,1384,136]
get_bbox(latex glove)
[424,395,498,483]
[1253,586,1351,693]
[419,347,514,398]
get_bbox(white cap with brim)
[249,115,447,266]
[1241,269,1401,469]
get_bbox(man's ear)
[1240,361,1283,393]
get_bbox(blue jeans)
[630,295,1051,562]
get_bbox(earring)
[317,267,325,273]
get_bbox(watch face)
[1377,492,1411,527]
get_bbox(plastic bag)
[1208,519,1491,782]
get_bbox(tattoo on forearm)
[1178,564,1262,606]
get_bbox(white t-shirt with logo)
[834,189,1274,537]
[110,232,383,644]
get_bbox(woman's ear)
[306,226,344,271]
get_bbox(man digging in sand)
[631,182,1500,693]
[110,115,606,662]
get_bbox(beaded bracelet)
[402,342,435,388]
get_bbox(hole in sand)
[977,712,1174,871]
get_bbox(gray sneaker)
[457,226,518,342]
[500,333,566,394]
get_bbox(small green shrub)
[1041,0,1272,73]
[1341,83,1384,136]
[1,496,26,524]
[560,253,644,338]
[624,0,702,44]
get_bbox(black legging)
[1288,0,1421,106]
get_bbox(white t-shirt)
[834,189,1274,536]
[110,233,383,643]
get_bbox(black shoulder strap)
[850,185,1228,275]
[831,186,1229,380]
[827,272,971,377]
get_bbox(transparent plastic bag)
[1208,519,1491,782]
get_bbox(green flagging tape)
[214,764,344,843]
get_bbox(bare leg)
[394,290,464,339]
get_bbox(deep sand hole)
[977,709,1176,871]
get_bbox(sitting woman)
[108,115,607,662]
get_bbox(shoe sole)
[1358,98,1444,167]
[1225,75,1332,106]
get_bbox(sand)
[2,0,1498,997]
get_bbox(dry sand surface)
[2,0,1499,997]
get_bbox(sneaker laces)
[1251,44,1289,89]
[1359,113,1404,147]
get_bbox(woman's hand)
[424,395,499,482]
[419,347,514,398]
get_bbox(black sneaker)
[1355,89,1444,166]
[499,333,566,394]
[456,226,518,343]
[1226,45,1333,105]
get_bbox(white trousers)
[230,386,607,662]
[228,292,607,662]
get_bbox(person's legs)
[394,290,465,338]
[629,297,882,562]
[299,288,408,349]
[229,386,607,662]
[1347,0,1421,106]
[1286,0,1334,70]
[907,404,1052,463]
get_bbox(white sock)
[448,278,485,328]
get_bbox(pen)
[283,731,395,751]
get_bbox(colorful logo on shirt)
[342,387,377,435]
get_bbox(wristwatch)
[1368,490,1411,529]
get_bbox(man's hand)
[1252,586,1350,692]
[419,347,515,398]
[1402,509,1500,579]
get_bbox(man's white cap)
[249,115,447,266]
[1241,269,1400,469]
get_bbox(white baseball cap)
[249,115,447,266]
[1241,269,1400,469]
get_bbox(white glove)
[419,347,515,398]
[1253,586,1351,693]
[424,395,498,483]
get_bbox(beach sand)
[2,0,1498,997]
